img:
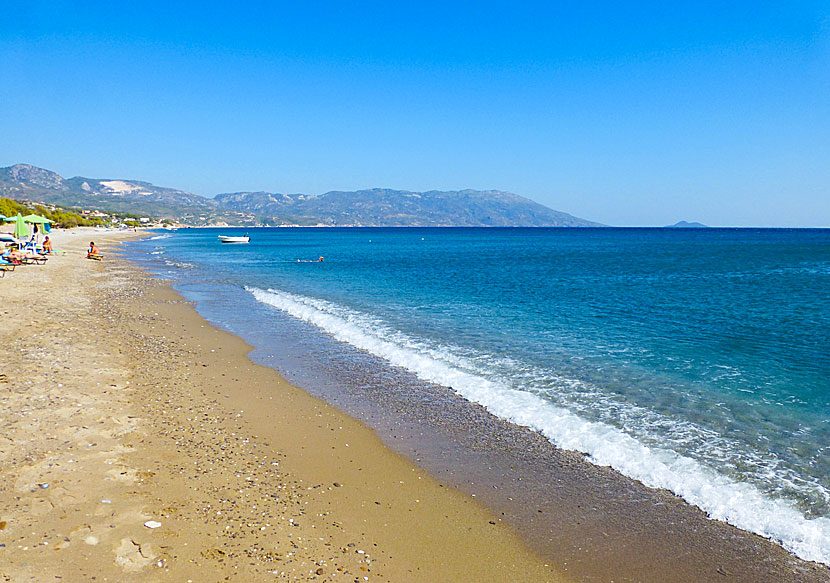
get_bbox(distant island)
[666,220,709,228]
[0,163,603,228]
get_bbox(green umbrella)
[22,214,54,224]
[13,214,29,239]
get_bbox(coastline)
[2,228,828,582]
[0,228,560,582]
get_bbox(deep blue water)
[127,227,830,563]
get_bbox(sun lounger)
[0,259,16,277]
[17,253,47,265]
[1,252,46,265]
[1,255,22,266]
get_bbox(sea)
[125,227,830,565]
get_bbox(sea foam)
[248,285,830,565]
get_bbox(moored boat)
[218,235,250,243]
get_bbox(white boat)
[218,235,250,243]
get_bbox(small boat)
[218,235,250,243]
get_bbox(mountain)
[0,164,250,225]
[1,163,602,227]
[666,220,709,228]
[215,188,603,227]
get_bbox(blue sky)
[1,1,828,226]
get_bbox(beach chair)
[0,255,22,266]
[18,252,48,265]
[0,258,16,277]
[1,251,45,265]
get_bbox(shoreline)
[128,227,830,582]
[2,228,828,582]
[0,228,561,582]
[152,274,830,583]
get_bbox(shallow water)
[127,227,830,564]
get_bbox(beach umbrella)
[22,214,54,240]
[22,214,54,224]
[12,214,29,239]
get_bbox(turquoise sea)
[126,227,830,564]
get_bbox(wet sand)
[0,229,560,581]
[228,310,830,583]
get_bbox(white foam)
[163,259,194,269]
[248,285,830,565]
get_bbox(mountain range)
[0,163,602,227]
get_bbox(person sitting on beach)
[42,236,53,254]
[87,241,102,260]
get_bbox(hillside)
[0,164,248,225]
[1,163,602,227]
[216,188,603,227]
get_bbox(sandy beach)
[0,228,561,581]
[2,228,829,583]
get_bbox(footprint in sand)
[30,497,54,516]
[115,538,155,570]
[69,524,98,546]
[105,466,137,482]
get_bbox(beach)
[2,228,829,583]
[0,229,560,582]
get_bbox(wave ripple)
[248,285,830,565]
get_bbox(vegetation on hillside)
[0,197,105,228]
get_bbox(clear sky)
[1,1,828,226]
